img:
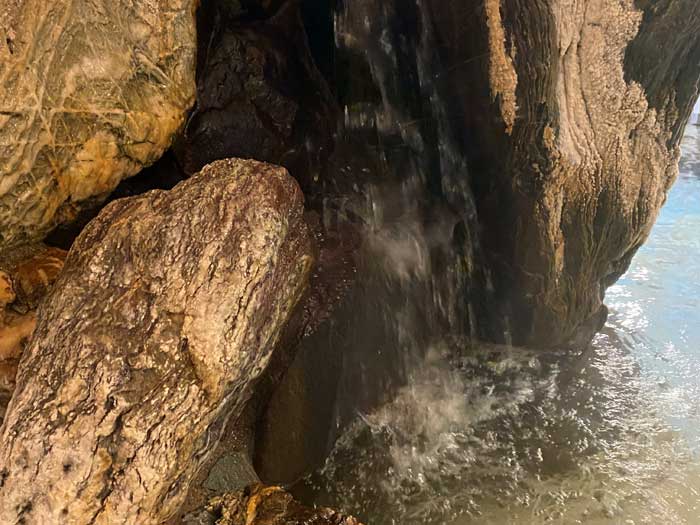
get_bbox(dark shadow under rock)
[176,0,337,196]
[45,151,188,250]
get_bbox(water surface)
[299,121,700,524]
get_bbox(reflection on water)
[298,123,700,523]
[607,121,700,455]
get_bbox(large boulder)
[0,159,313,524]
[427,0,700,346]
[0,0,197,248]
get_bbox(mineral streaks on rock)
[0,0,197,248]
[484,0,518,134]
[436,0,700,346]
[188,484,363,525]
[0,159,313,524]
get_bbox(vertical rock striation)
[0,0,197,248]
[0,159,313,524]
[429,0,700,346]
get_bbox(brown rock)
[0,271,14,309]
[0,245,67,419]
[0,0,197,248]
[1,246,68,313]
[176,0,336,194]
[194,484,362,525]
[427,0,700,346]
[0,159,313,524]
[253,215,358,485]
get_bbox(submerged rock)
[184,484,362,525]
[0,0,197,249]
[0,159,313,524]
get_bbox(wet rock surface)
[0,159,313,524]
[183,484,362,525]
[253,214,358,485]
[0,0,197,248]
[429,0,700,347]
[176,0,336,194]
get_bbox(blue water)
[606,121,700,455]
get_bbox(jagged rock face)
[176,1,336,194]
[0,159,313,524]
[0,0,197,249]
[184,484,362,525]
[429,0,700,347]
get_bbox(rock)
[252,214,358,485]
[0,272,13,309]
[0,0,197,249]
[176,0,336,194]
[44,151,189,250]
[187,484,362,525]
[254,327,344,486]
[0,245,68,313]
[425,0,700,347]
[202,452,260,494]
[0,245,67,420]
[0,159,313,524]
[175,215,358,516]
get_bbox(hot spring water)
[287,3,700,523]
[294,123,700,525]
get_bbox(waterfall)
[280,2,700,524]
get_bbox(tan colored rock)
[189,484,362,525]
[0,271,14,309]
[0,0,197,248]
[0,159,313,524]
[0,245,67,419]
[0,313,34,363]
[1,246,68,312]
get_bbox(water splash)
[301,332,699,524]
[294,3,700,524]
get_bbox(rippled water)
[299,122,700,523]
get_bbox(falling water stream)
[290,3,700,524]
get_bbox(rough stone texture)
[176,0,336,194]
[0,245,66,420]
[183,484,362,525]
[253,215,358,485]
[0,0,197,249]
[428,0,700,347]
[173,214,358,517]
[0,159,313,524]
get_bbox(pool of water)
[606,121,700,456]
[298,122,700,524]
